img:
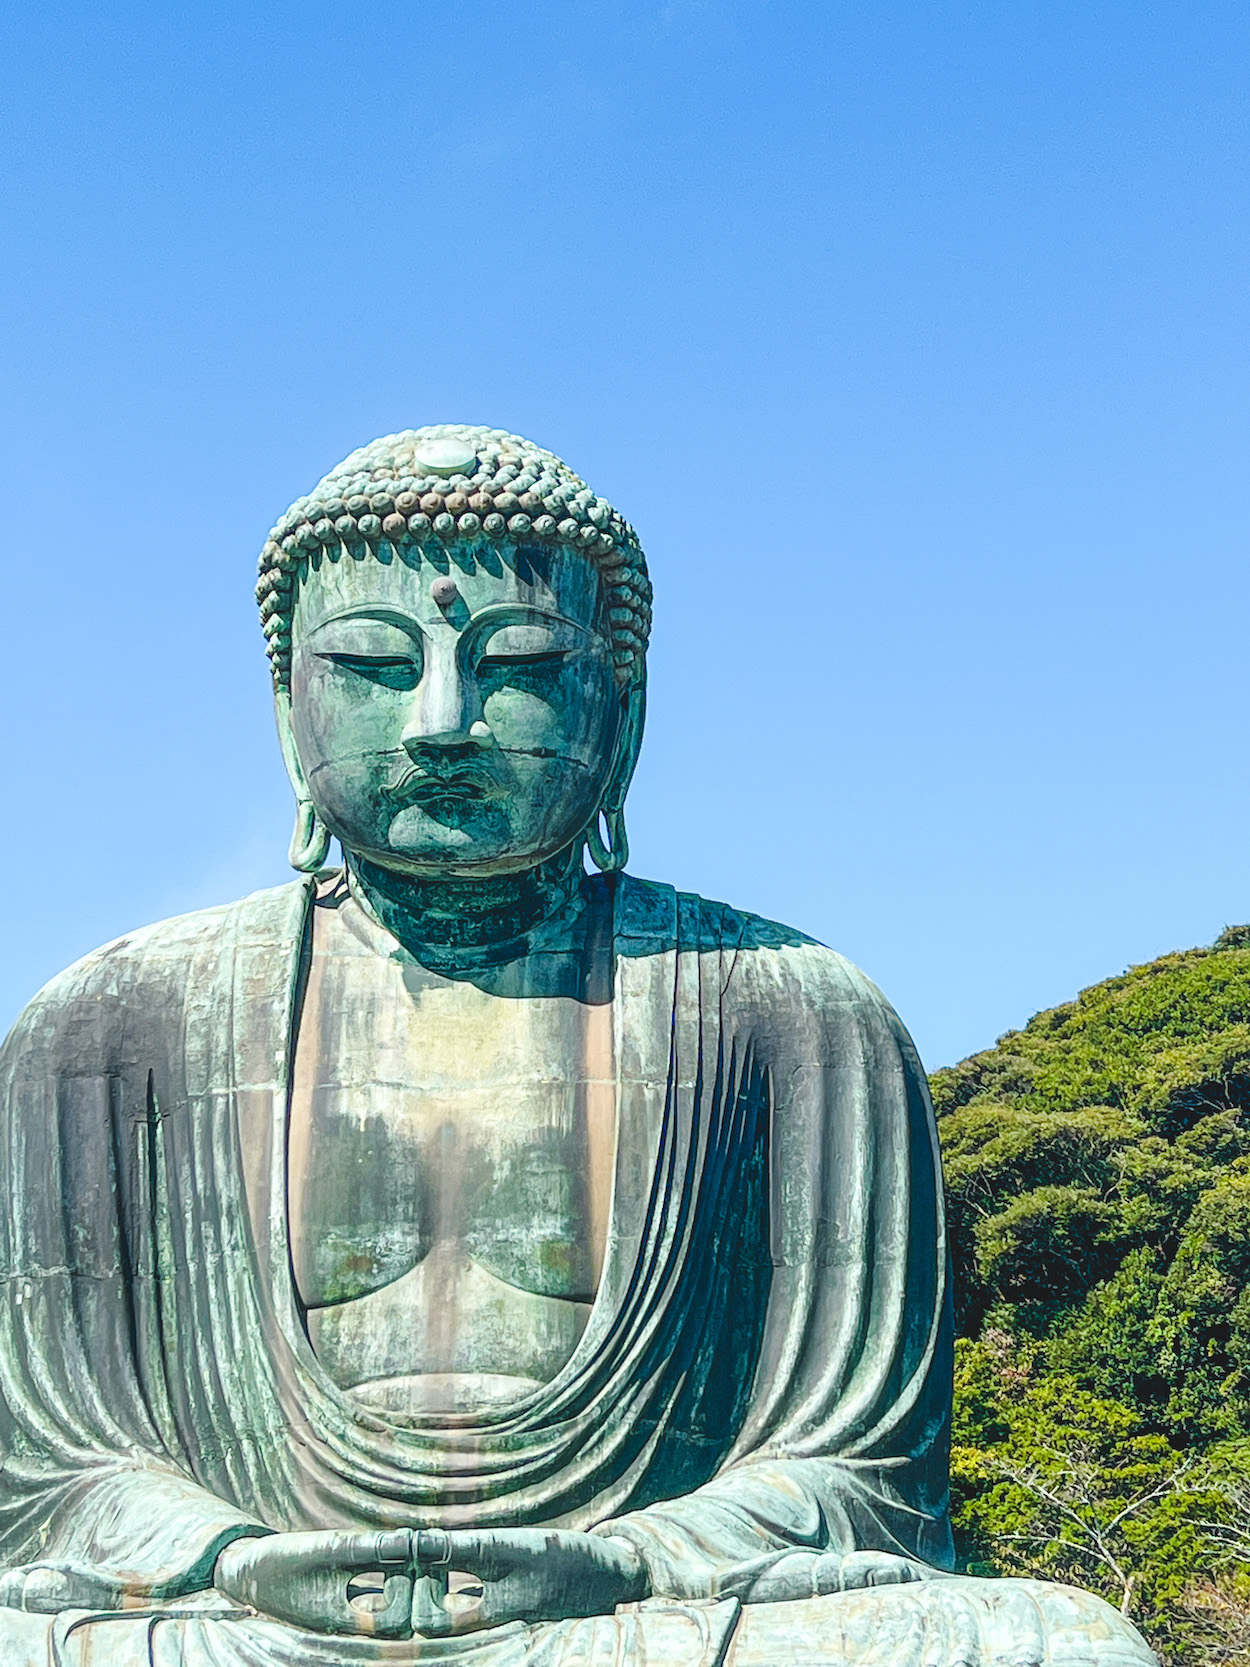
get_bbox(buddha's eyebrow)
[304,605,424,639]
[463,602,591,634]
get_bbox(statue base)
[0,1577,1155,1665]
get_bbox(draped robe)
[0,875,1155,1665]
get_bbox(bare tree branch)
[980,1446,1200,1616]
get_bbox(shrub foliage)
[934,927,1250,1661]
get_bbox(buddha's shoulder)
[5,879,311,1042]
[615,873,887,1007]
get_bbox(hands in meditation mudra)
[0,429,1155,1663]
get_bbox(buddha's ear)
[587,679,645,874]
[608,679,647,806]
[274,688,309,798]
[274,689,331,873]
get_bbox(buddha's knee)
[0,1609,258,1667]
[0,1605,62,1666]
[723,1578,1158,1666]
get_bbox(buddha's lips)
[384,766,502,807]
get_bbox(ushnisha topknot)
[256,424,652,691]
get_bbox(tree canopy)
[934,926,1250,1662]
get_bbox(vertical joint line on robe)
[144,1067,181,1448]
[109,1068,142,1343]
[606,903,689,1353]
[126,1070,177,1453]
[281,879,318,1299]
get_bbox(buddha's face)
[286,542,625,877]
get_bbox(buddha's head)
[257,427,650,880]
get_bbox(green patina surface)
[0,426,1156,1666]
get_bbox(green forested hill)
[934,926,1250,1662]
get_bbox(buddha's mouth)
[384,767,502,808]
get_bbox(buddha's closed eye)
[320,651,572,688]
[475,651,570,671]
[321,654,420,691]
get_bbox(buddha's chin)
[389,803,479,848]
[337,806,560,879]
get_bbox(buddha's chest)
[286,900,615,1406]
[289,1020,613,1309]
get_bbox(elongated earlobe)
[275,690,329,872]
[289,799,331,873]
[585,682,644,875]
[586,805,629,874]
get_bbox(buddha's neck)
[345,844,587,969]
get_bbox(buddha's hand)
[742,1548,941,1605]
[414,1528,650,1635]
[214,1530,418,1637]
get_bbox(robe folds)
[0,874,1155,1666]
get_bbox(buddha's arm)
[595,946,955,1604]
[591,1457,946,1602]
[0,1470,267,1612]
[0,974,269,1610]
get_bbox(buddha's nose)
[400,656,484,760]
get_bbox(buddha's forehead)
[292,543,603,635]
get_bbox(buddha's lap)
[0,1580,1155,1666]
[726,1580,1156,1665]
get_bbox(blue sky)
[2,0,1247,1068]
